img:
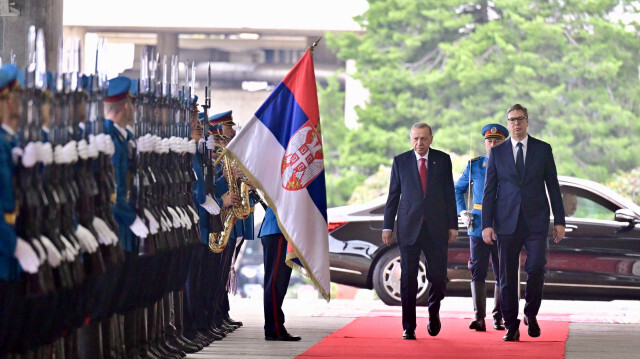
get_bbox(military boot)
[469,282,487,331]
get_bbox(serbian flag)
[225,47,330,300]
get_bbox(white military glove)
[93,217,119,245]
[75,224,99,253]
[166,207,183,228]
[30,237,47,265]
[200,195,221,215]
[206,136,215,151]
[40,235,63,268]
[460,210,473,230]
[129,216,150,238]
[22,142,40,168]
[14,238,40,273]
[143,209,160,235]
[157,211,169,232]
[178,207,192,230]
[198,138,206,154]
[186,204,199,224]
[11,147,23,165]
[59,234,79,261]
[187,139,197,154]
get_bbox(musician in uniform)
[183,112,225,346]
[454,123,508,331]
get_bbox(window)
[561,186,618,221]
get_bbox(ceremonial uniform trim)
[4,211,16,225]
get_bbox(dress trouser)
[497,209,548,330]
[469,235,502,319]
[262,234,293,337]
[398,221,448,331]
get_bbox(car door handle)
[565,224,577,233]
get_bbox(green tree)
[324,0,640,196]
[318,73,368,206]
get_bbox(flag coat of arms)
[225,47,330,300]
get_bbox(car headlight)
[240,266,259,279]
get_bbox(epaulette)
[469,156,482,162]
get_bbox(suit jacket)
[383,148,458,246]
[482,135,565,234]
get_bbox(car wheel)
[372,248,429,306]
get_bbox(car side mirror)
[614,209,639,234]
[615,208,637,223]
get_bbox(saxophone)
[208,154,251,253]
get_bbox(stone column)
[157,32,179,58]
[0,0,63,72]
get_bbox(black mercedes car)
[328,176,640,305]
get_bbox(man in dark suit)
[482,104,565,342]
[382,123,458,340]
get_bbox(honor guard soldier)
[259,207,301,341]
[0,63,40,357]
[455,123,508,331]
[208,110,235,141]
[103,76,149,358]
[104,76,149,247]
[183,112,225,346]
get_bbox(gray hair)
[410,122,432,137]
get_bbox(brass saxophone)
[208,154,251,253]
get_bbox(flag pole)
[309,37,322,52]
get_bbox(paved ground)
[187,296,640,358]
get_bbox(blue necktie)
[516,142,524,179]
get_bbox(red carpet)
[298,317,569,358]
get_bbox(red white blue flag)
[225,48,330,300]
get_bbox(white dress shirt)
[510,135,529,164]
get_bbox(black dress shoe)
[226,316,243,327]
[503,327,520,341]
[427,314,441,337]
[469,319,486,331]
[493,318,505,330]
[524,316,540,337]
[265,332,302,341]
[402,330,416,340]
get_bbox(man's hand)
[553,225,565,244]
[382,230,393,247]
[482,227,496,245]
[448,229,458,244]
[222,193,241,207]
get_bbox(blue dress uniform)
[0,125,19,282]
[454,123,507,331]
[258,207,299,341]
[184,140,215,337]
[104,77,138,253]
[0,63,25,356]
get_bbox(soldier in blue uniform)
[210,117,245,334]
[103,76,149,248]
[455,123,508,332]
[183,111,226,346]
[0,63,40,356]
[102,76,151,358]
[258,207,300,341]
